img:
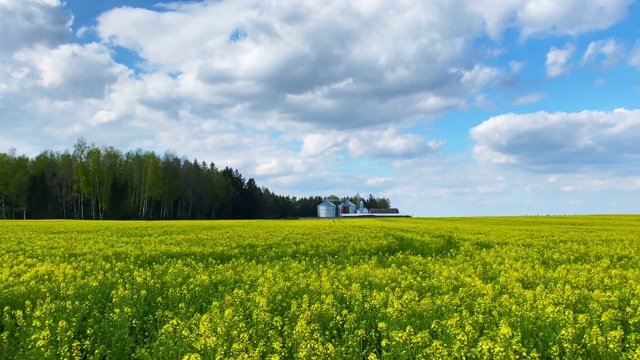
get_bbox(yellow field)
[2,216,640,359]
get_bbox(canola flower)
[1,216,640,359]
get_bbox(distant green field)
[2,216,640,359]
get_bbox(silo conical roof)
[318,200,336,208]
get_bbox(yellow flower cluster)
[1,216,640,358]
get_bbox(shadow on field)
[379,232,461,258]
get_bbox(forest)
[0,139,390,220]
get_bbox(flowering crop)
[1,216,640,359]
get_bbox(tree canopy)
[0,139,391,220]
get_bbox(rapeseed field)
[1,216,640,359]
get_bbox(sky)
[1,0,640,217]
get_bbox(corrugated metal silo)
[317,201,337,218]
[338,200,356,215]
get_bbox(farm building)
[337,200,357,215]
[317,201,337,218]
[316,197,409,218]
[369,208,400,214]
[316,197,372,218]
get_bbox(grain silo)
[317,200,337,218]
[337,200,356,215]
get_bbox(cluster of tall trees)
[0,139,391,220]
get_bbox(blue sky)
[1,0,640,216]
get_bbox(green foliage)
[0,141,390,220]
[1,216,640,359]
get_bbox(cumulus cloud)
[93,0,632,130]
[2,0,630,152]
[12,43,129,98]
[0,0,131,144]
[546,44,575,78]
[468,0,631,40]
[95,1,503,129]
[301,132,346,158]
[513,0,631,38]
[253,157,306,177]
[348,128,443,159]
[377,153,640,216]
[0,0,637,216]
[582,39,626,68]
[471,109,640,171]
[0,0,71,54]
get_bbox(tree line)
[0,139,391,220]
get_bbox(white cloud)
[366,176,393,186]
[12,43,129,98]
[0,0,638,217]
[546,44,575,78]
[95,1,504,130]
[514,0,632,38]
[347,128,444,159]
[76,26,89,38]
[471,109,640,171]
[629,42,640,68]
[509,61,524,74]
[376,154,640,216]
[582,39,625,67]
[417,95,467,114]
[301,132,346,158]
[92,0,632,131]
[467,0,631,40]
[512,92,545,106]
[253,157,306,176]
[91,110,116,126]
[0,0,71,54]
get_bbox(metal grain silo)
[338,200,356,215]
[317,201,337,218]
